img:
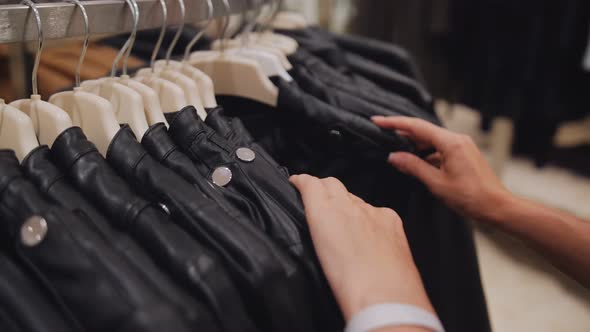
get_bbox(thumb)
[388,152,442,188]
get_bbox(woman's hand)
[290,175,434,320]
[372,116,512,224]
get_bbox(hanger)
[133,0,188,115]
[150,0,218,108]
[250,0,300,55]
[9,0,73,148]
[268,0,309,31]
[134,0,207,119]
[0,1,40,161]
[189,0,282,106]
[0,99,39,162]
[113,0,168,127]
[48,0,120,156]
[79,0,149,139]
[209,1,294,69]
[193,0,292,81]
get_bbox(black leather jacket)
[50,127,243,332]
[107,124,315,332]
[0,251,77,332]
[141,122,266,233]
[20,145,217,330]
[167,107,343,331]
[0,150,193,332]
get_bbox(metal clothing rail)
[0,0,269,43]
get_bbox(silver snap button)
[329,129,342,138]
[21,215,48,247]
[211,166,233,187]
[159,203,170,215]
[236,147,256,162]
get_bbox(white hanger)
[255,30,299,56]
[9,0,72,148]
[210,37,293,70]
[220,4,293,81]
[130,3,189,115]
[189,0,286,106]
[79,0,149,139]
[152,0,218,108]
[270,11,309,30]
[133,0,207,119]
[203,1,299,58]
[0,100,39,162]
[48,0,119,156]
[251,0,300,55]
[103,0,167,127]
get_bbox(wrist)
[339,267,434,320]
[482,189,519,226]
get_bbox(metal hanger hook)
[150,0,168,72]
[110,0,139,77]
[165,0,186,65]
[183,0,213,61]
[21,0,43,96]
[240,0,263,46]
[219,0,231,52]
[67,0,89,87]
[257,0,281,33]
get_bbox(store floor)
[439,105,590,332]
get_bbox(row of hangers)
[0,0,308,162]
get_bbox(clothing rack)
[0,0,269,43]
[0,0,269,99]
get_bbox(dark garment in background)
[290,62,436,122]
[351,0,456,100]
[276,27,434,111]
[285,41,432,111]
[352,0,590,167]
[166,107,342,332]
[217,89,491,332]
[0,252,76,332]
[0,151,193,332]
[49,127,240,332]
[20,145,215,330]
[107,124,315,332]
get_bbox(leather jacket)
[141,122,266,233]
[167,107,342,331]
[0,251,77,332]
[20,145,217,330]
[0,151,193,332]
[107,124,315,332]
[50,127,241,332]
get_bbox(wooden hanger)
[10,0,72,148]
[189,0,286,106]
[270,12,309,30]
[48,0,120,155]
[79,0,149,139]
[133,0,207,118]
[0,99,39,162]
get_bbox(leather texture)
[0,151,193,332]
[20,145,218,330]
[49,127,238,332]
[277,27,432,109]
[141,122,266,232]
[218,80,490,332]
[107,123,315,332]
[205,107,348,331]
[0,251,77,332]
[291,62,437,123]
[166,107,342,331]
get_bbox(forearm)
[490,193,590,287]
